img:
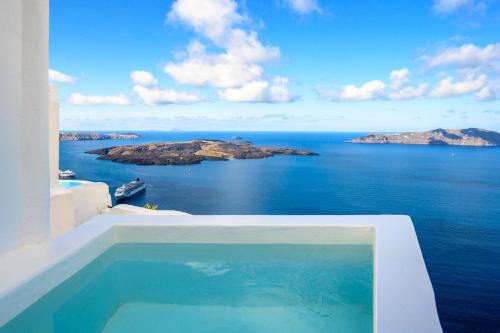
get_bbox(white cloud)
[337,80,387,101]
[164,0,291,101]
[421,43,500,100]
[389,84,429,100]
[476,86,498,101]
[68,93,131,106]
[133,85,203,105]
[130,70,158,86]
[129,69,203,105]
[433,0,469,14]
[318,80,387,102]
[284,0,321,14]
[390,68,410,89]
[167,0,242,39]
[164,49,263,88]
[225,29,280,64]
[432,0,486,15]
[49,69,75,84]
[430,73,487,97]
[164,32,276,87]
[424,43,500,70]
[319,69,428,102]
[218,76,297,103]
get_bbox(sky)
[49,0,500,132]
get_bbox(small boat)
[115,178,146,201]
[59,169,76,178]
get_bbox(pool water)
[1,243,373,333]
[58,180,83,188]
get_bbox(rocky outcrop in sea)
[348,128,500,147]
[86,140,318,165]
[60,132,141,141]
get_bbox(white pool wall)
[0,215,442,333]
[50,181,112,237]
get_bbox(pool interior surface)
[58,180,83,188]
[1,243,373,333]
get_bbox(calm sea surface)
[60,131,500,333]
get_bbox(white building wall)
[0,0,23,253]
[0,0,50,254]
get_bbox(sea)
[59,131,500,333]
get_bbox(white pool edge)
[0,215,442,333]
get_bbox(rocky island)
[60,132,141,141]
[86,140,318,165]
[348,128,500,147]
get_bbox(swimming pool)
[0,215,442,333]
[58,180,83,188]
[1,243,372,333]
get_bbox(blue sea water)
[2,244,373,333]
[59,131,500,332]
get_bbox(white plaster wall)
[0,0,23,253]
[19,0,50,246]
[0,0,50,254]
[71,182,112,226]
[50,181,112,237]
[50,187,76,237]
[49,85,59,186]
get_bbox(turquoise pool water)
[58,180,82,188]
[1,243,373,333]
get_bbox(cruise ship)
[114,178,146,200]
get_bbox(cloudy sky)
[50,0,500,131]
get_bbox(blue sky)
[49,0,500,131]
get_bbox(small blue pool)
[1,243,373,333]
[58,180,83,188]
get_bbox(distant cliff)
[348,128,500,147]
[60,132,141,141]
[86,140,318,165]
